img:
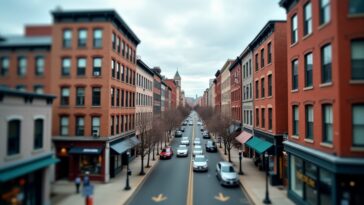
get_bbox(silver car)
[193,139,201,145]
[193,147,203,157]
[177,145,188,157]
[181,137,190,146]
[192,155,208,171]
[216,162,239,187]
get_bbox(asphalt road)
[126,111,251,205]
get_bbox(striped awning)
[235,132,253,144]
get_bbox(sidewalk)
[50,153,159,205]
[214,137,293,205]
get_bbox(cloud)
[0,0,285,97]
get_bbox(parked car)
[202,131,210,139]
[193,147,203,157]
[175,130,182,137]
[188,121,193,126]
[182,121,187,126]
[192,155,208,172]
[160,146,173,159]
[216,162,239,187]
[177,145,188,157]
[181,137,190,146]
[180,127,185,132]
[205,140,217,152]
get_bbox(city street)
[127,112,251,205]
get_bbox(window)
[261,49,265,68]
[321,44,332,83]
[305,53,313,87]
[320,0,331,25]
[319,168,333,205]
[322,104,333,143]
[116,88,120,106]
[268,43,272,64]
[18,57,27,76]
[111,116,114,135]
[92,87,101,106]
[33,85,44,94]
[60,87,70,106]
[63,29,72,48]
[76,117,84,136]
[250,110,252,126]
[290,156,303,197]
[78,29,87,48]
[93,57,102,76]
[304,2,312,36]
[268,108,272,130]
[256,108,259,127]
[61,58,71,76]
[121,65,125,81]
[7,119,21,155]
[126,91,129,107]
[77,57,86,76]
[16,85,26,91]
[261,108,265,128]
[292,59,299,90]
[34,119,43,149]
[255,53,259,71]
[93,29,103,48]
[116,63,120,80]
[291,14,298,44]
[305,162,318,205]
[111,87,115,106]
[268,75,272,96]
[121,115,124,132]
[352,105,364,146]
[306,105,314,139]
[351,40,364,80]
[116,116,120,134]
[293,105,299,136]
[76,87,85,106]
[35,56,44,76]
[111,60,115,78]
[60,116,69,136]
[117,37,121,53]
[261,78,265,98]
[92,117,100,136]
[255,81,259,99]
[349,0,364,14]
[112,33,116,50]
[1,57,9,76]
[122,41,125,56]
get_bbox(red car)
[160,146,173,159]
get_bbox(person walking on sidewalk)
[83,171,90,187]
[75,176,81,193]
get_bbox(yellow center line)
[186,118,195,205]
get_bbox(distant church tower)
[174,70,181,87]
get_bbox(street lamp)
[124,151,131,190]
[238,149,244,175]
[263,151,271,204]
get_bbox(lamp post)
[238,149,244,175]
[124,151,131,190]
[263,151,271,204]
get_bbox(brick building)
[280,0,364,204]
[164,79,177,110]
[229,57,242,124]
[214,70,222,113]
[221,60,234,118]
[152,67,162,116]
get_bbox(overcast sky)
[0,0,285,98]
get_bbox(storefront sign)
[296,171,316,188]
[83,149,99,153]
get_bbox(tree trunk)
[152,143,155,161]
[140,149,145,175]
[228,147,231,162]
[146,146,151,168]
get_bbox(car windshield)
[207,142,215,146]
[178,147,187,151]
[194,157,206,162]
[221,166,235,172]
[194,148,202,152]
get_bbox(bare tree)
[217,114,235,162]
[135,113,152,175]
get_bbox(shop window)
[63,29,72,48]
[305,53,313,87]
[351,40,364,80]
[291,14,298,44]
[322,104,333,143]
[319,0,331,25]
[290,155,303,197]
[78,29,87,48]
[60,116,69,136]
[293,105,299,136]
[34,119,43,150]
[77,57,86,76]
[319,168,332,205]
[305,162,318,205]
[7,119,21,155]
[304,2,312,36]
[349,0,364,14]
[35,56,44,76]
[321,44,332,84]
[1,57,9,76]
[93,29,103,48]
[76,116,85,136]
[17,57,27,76]
[79,155,102,174]
[352,104,364,146]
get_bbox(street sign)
[82,185,94,197]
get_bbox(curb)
[213,137,257,205]
[123,157,160,205]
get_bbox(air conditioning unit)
[94,71,100,76]
[92,130,99,138]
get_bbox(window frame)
[304,1,313,36]
[305,105,314,140]
[7,119,21,156]
[305,53,313,87]
[291,14,298,44]
[351,39,364,80]
[34,118,44,150]
[352,104,364,147]
[321,44,332,84]
[322,104,333,143]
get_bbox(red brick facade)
[229,58,242,123]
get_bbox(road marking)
[152,193,167,202]
[214,192,230,202]
[186,118,195,205]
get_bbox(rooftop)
[0,35,51,48]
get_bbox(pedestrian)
[75,176,81,193]
[83,171,90,187]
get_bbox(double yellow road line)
[186,117,195,205]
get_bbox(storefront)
[0,154,57,205]
[235,129,253,157]
[247,129,285,186]
[285,141,364,205]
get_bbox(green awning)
[0,155,59,182]
[245,137,273,154]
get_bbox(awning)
[0,155,59,182]
[69,147,103,155]
[235,132,253,144]
[111,136,141,155]
[245,137,273,154]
